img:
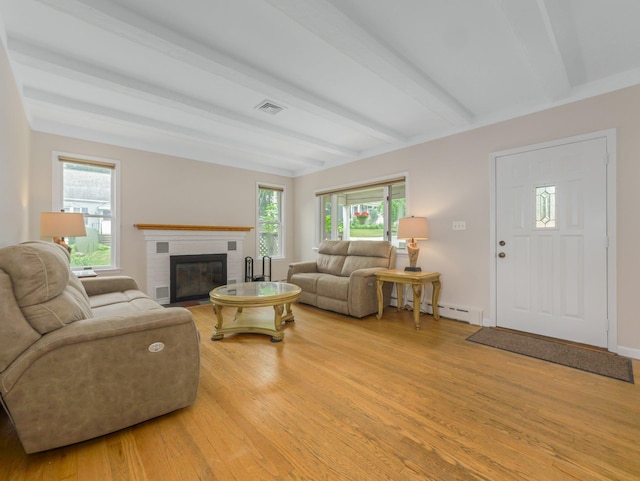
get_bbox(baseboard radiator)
[390,296,483,325]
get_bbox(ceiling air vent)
[255,100,285,115]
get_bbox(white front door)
[495,136,609,347]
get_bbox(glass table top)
[211,281,300,299]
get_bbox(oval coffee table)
[210,281,301,342]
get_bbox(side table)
[375,269,441,329]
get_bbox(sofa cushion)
[316,275,349,301]
[316,253,346,276]
[0,241,70,306]
[288,272,322,293]
[90,290,164,317]
[316,240,350,276]
[340,241,393,276]
[341,255,390,277]
[21,283,94,335]
[319,240,350,256]
[0,242,93,335]
[0,271,41,372]
[347,240,393,258]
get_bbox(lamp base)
[404,266,422,272]
[53,237,72,253]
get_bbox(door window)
[535,185,556,228]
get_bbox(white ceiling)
[2,0,640,177]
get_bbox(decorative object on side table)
[40,211,86,253]
[397,216,429,271]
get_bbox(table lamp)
[40,211,87,253]
[397,216,429,271]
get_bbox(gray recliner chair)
[0,241,200,453]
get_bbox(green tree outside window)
[258,186,283,258]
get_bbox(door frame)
[488,129,617,352]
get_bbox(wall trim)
[618,346,640,361]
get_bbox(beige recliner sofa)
[0,241,200,453]
[287,240,396,318]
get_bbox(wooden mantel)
[134,224,253,232]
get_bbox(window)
[53,154,120,270]
[317,177,406,246]
[535,185,556,228]
[257,184,284,258]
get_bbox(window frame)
[52,152,121,272]
[315,174,407,246]
[256,182,285,260]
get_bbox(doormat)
[467,328,634,383]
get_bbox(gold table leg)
[412,283,423,329]
[211,304,225,340]
[376,279,384,319]
[270,304,285,342]
[281,302,296,323]
[397,282,404,311]
[432,280,441,320]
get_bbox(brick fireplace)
[135,224,251,304]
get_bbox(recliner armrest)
[287,261,318,282]
[80,276,139,296]
[349,267,387,279]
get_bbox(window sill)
[72,267,123,275]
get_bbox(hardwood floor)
[2,303,639,480]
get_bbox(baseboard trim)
[618,345,640,360]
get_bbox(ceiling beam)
[264,0,473,127]
[34,115,300,176]
[9,38,356,159]
[35,0,405,144]
[24,87,326,169]
[496,0,571,101]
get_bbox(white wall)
[0,31,30,246]
[28,133,295,287]
[293,85,640,354]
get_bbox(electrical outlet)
[452,221,466,230]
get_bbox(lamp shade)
[397,216,429,241]
[40,212,87,238]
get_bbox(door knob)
[498,252,506,258]
[499,240,506,246]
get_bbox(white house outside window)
[53,154,120,270]
[257,184,284,259]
